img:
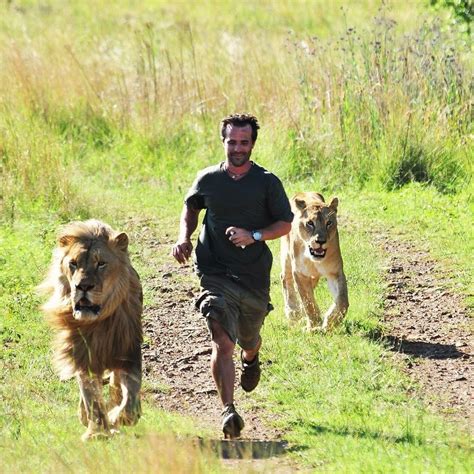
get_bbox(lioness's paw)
[304,325,324,334]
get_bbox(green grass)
[258,197,472,471]
[2,184,472,472]
[0,221,220,473]
[345,184,474,307]
[1,0,472,220]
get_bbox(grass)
[1,0,472,219]
[1,0,473,472]
[1,185,472,472]
[258,191,473,471]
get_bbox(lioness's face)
[62,240,122,320]
[295,198,338,261]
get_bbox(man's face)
[222,124,254,167]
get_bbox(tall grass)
[0,1,471,221]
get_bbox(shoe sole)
[241,370,260,392]
[241,378,260,392]
[222,413,244,439]
[240,351,260,392]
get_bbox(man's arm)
[225,220,292,248]
[172,205,201,264]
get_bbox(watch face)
[253,231,262,241]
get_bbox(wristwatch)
[252,230,263,241]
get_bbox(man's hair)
[220,114,260,142]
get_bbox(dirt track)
[131,221,472,452]
[378,236,472,426]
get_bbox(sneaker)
[240,351,261,392]
[221,403,244,439]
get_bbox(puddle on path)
[198,438,288,460]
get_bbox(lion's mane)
[39,220,143,380]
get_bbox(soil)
[132,221,472,464]
[141,260,284,443]
[377,235,472,426]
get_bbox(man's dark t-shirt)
[185,162,293,290]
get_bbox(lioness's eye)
[307,221,314,229]
[327,221,333,228]
[69,260,77,269]
[98,262,107,269]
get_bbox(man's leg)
[209,318,235,405]
[209,318,244,438]
[240,335,262,393]
[241,336,261,364]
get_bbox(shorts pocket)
[195,291,226,317]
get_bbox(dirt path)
[129,222,291,471]
[130,220,472,461]
[378,235,472,427]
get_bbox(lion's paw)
[81,429,112,442]
[108,406,122,426]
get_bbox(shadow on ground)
[296,422,425,446]
[383,336,466,360]
[345,322,466,361]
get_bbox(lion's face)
[44,221,132,322]
[294,196,339,261]
[61,240,124,320]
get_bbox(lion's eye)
[306,221,314,229]
[327,221,333,228]
[69,260,77,270]
[98,262,107,269]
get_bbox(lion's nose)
[76,282,95,292]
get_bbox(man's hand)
[172,238,193,264]
[225,227,254,248]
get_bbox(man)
[172,114,293,439]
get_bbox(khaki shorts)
[195,274,272,350]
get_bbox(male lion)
[281,192,348,331]
[39,220,143,441]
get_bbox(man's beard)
[228,152,251,167]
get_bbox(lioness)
[39,220,143,441]
[281,192,348,331]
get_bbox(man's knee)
[210,319,234,357]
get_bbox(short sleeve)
[267,175,294,223]
[184,174,206,210]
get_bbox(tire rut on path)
[377,235,472,427]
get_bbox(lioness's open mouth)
[309,247,326,259]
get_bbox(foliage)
[0,1,472,223]
[430,0,473,35]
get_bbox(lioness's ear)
[294,198,306,211]
[58,235,77,247]
[329,197,339,211]
[114,232,129,252]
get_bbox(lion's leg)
[78,396,88,427]
[77,372,111,441]
[322,272,349,331]
[280,249,301,323]
[109,371,123,409]
[121,366,142,426]
[293,272,321,330]
[108,366,141,427]
[108,370,124,427]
